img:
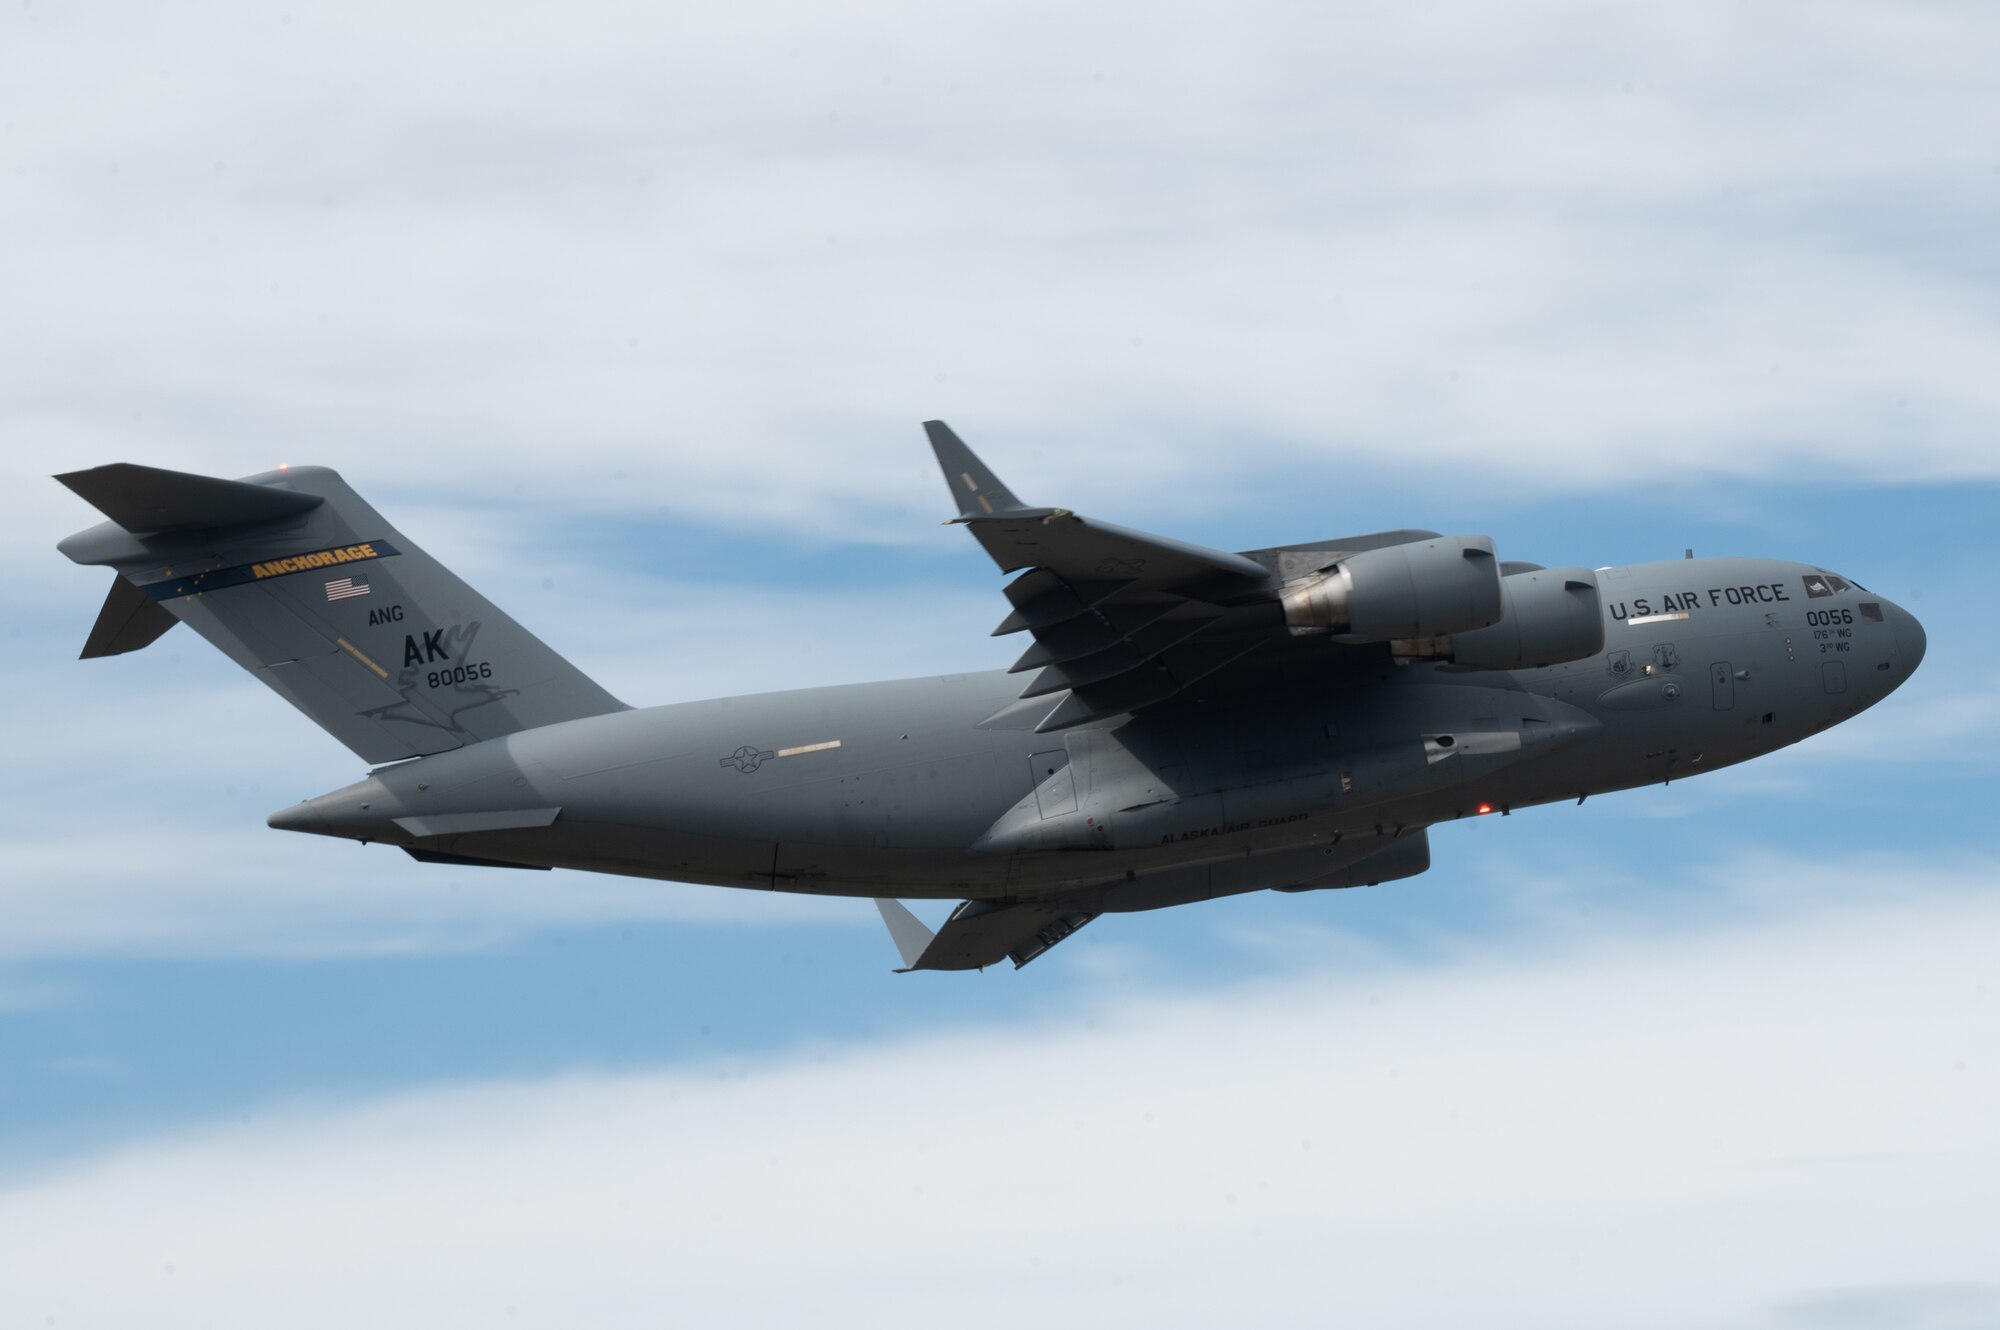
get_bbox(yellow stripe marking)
[337,637,390,678]
[777,740,842,758]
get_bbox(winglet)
[923,420,1033,520]
[873,898,936,972]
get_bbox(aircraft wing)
[928,421,1305,731]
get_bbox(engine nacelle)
[1280,535,1502,642]
[1394,565,1604,670]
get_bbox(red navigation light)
[1476,803,1494,815]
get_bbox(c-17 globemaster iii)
[56,423,1925,971]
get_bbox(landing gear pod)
[1272,831,1433,892]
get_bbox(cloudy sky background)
[4,1,1998,1325]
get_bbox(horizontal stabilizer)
[56,462,323,533]
[79,575,178,658]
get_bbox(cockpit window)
[1808,570,1868,594]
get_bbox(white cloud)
[6,0,2000,562]
[3,880,1996,1329]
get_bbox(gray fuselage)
[273,555,1925,913]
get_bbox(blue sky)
[4,2,1999,1325]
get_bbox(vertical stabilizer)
[57,463,627,762]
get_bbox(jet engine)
[1280,535,1502,642]
[1393,565,1604,670]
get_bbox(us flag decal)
[325,576,371,601]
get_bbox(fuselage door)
[1710,661,1734,710]
[1030,749,1077,819]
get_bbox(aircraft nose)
[1887,600,1926,674]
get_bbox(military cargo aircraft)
[57,423,1925,971]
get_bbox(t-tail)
[56,462,627,762]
